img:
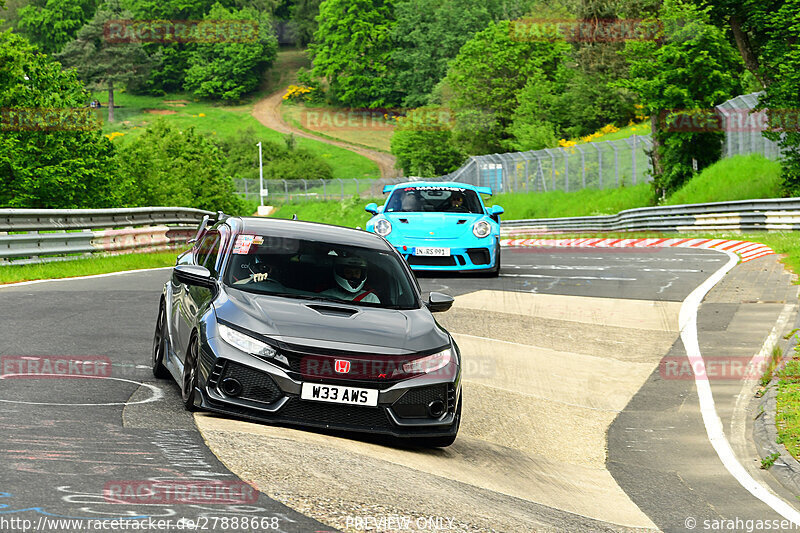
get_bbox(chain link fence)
[234,93,784,203]
[233,177,407,204]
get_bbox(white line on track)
[0,267,172,289]
[500,273,636,281]
[681,250,800,524]
[0,374,164,406]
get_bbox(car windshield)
[385,186,483,214]
[223,234,419,309]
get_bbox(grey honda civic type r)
[152,213,462,447]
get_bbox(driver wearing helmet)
[322,255,380,303]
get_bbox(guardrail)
[0,207,213,265]
[501,198,800,235]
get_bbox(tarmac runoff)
[195,289,682,532]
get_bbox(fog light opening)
[220,377,243,397]
[428,400,446,418]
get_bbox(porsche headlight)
[396,348,453,376]
[219,324,277,359]
[472,220,491,238]
[374,218,392,237]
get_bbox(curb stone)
[754,311,800,495]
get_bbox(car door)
[175,229,221,361]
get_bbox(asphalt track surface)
[0,246,797,533]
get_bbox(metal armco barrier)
[0,207,213,265]
[501,198,800,235]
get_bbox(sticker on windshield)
[253,236,264,245]
[233,234,255,254]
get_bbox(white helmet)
[334,255,368,293]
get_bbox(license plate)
[300,383,378,407]
[415,247,450,256]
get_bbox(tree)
[0,29,119,208]
[619,0,744,199]
[16,0,98,54]
[183,3,278,101]
[311,0,399,108]
[390,0,494,108]
[390,107,465,176]
[56,0,154,122]
[291,0,323,45]
[439,20,570,155]
[115,119,246,213]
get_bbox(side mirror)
[426,292,454,313]
[174,265,216,290]
[365,203,379,215]
[490,205,504,216]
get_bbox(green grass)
[270,196,380,228]
[776,343,800,460]
[94,92,380,181]
[491,184,652,219]
[0,251,182,285]
[665,154,782,205]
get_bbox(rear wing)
[475,186,493,196]
[382,185,395,194]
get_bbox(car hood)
[213,286,450,355]
[384,212,483,239]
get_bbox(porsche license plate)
[300,383,378,407]
[415,247,450,256]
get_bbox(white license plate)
[415,247,450,256]
[300,383,378,407]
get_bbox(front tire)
[487,242,501,278]
[152,303,170,379]
[181,336,200,411]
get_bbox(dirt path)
[252,89,399,179]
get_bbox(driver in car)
[322,255,380,303]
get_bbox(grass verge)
[0,251,182,285]
[776,342,800,459]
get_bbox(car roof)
[225,216,392,250]
[385,181,491,196]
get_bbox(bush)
[390,108,465,176]
[115,119,247,214]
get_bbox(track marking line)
[0,267,173,289]
[0,375,164,406]
[680,250,800,524]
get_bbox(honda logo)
[334,360,351,374]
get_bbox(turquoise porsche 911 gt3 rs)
[365,182,504,276]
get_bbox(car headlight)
[472,220,491,238]
[374,218,392,237]
[219,324,284,363]
[395,348,453,377]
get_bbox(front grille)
[392,384,448,419]
[467,248,491,265]
[280,346,417,390]
[407,255,457,266]
[219,361,282,404]
[279,398,392,430]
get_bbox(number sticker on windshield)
[233,234,255,254]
